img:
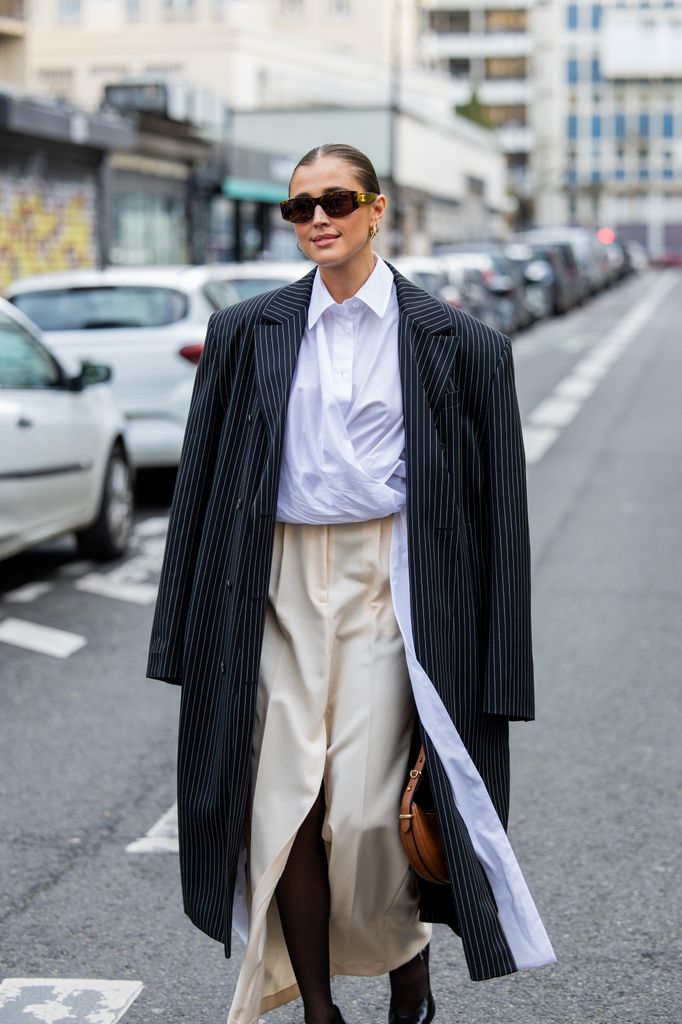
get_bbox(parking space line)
[74,574,158,606]
[0,618,87,659]
[3,583,54,604]
[126,803,178,853]
[523,271,677,466]
[0,978,142,1023]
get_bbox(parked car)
[5,267,241,469]
[390,256,463,309]
[438,256,502,327]
[503,243,555,323]
[0,297,133,562]
[435,250,518,334]
[205,260,309,300]
[512,236,583,314]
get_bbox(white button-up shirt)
[276,255,406,522]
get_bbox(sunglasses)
[280,190,378,224]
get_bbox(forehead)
[290,155,362,196]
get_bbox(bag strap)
[399,745,426,834]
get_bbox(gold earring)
[369,224,379,239]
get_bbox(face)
[288,155,386,270]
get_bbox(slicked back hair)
[289,143,381,195]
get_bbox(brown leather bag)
[399,745,449,885]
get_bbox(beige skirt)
[227,517,431,1024]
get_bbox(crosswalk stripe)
[0,618,86,659]
[0,979,142,1023]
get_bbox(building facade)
[418,0,534,208]
[532,0,682,254]
[0,0,27,88]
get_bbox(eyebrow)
[291,186,350,198]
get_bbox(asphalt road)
[1,269,680,1024]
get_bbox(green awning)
[222,178,288,203]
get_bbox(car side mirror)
[66,361,113,390]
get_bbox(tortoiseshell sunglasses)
[280,190,378,224]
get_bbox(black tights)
[275,784,429,1024]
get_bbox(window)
[591,115,601,138]
[0,315,61,390]
[161,0,196,18]
[485,104,527,127]
[614,168,625,180]
[663,113,674,138]
[10,288,189,332]
[567,114,578,139]
[448,59,471,79]
[566,3,578,29]
[429,10,469,32]
[126,0,142,20]
[591,170,602,183]
[591,58,601,82]
[615,113,626,137]
[567,59,579,84]
[639,113,649,137]
[485,9,527,32]
[486,57,527,79]
[591,3,602,29]
[57,0,80,22]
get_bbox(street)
[1,269,680,1024]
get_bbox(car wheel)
[77,444,134,561]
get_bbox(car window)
[227,278,294,300]
[202,280,240,311]
[11,286,188,330]
[0,313,61,389]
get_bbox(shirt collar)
[307,255,395,329]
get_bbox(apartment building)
[418,0,534,202]
[0,0,27,87]
[532,0,682,253]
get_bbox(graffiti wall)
[0,175,98,290]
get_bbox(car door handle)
[16,416,33,428]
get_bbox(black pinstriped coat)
[147,265,535,982]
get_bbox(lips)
[312,234,340,246]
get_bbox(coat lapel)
[253,270,315,447]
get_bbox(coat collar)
[253,263,460,448]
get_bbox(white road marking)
[133,516,169,538]
[74,574,158,606]
[0,618,86,659]
[522,427,559,465]
[523,271,677,465]
[0,978,142,1023]
[3,582,54,604]
[528,395,581,428]
[126,803,178,853]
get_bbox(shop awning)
[222,177,288,203]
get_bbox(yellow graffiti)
[0,178,97,291]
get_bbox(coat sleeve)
[481,337,535,721]
[146,311,230,684]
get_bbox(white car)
[5,267,241,469]
[205,260,309,301]
[0,298,133,562]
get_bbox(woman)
[147,144,555,1024]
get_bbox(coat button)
[219,660,226,673]
[227,579,233,591]
[247,413,253,423]
[235,498,243,510]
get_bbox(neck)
[319,248,376,303]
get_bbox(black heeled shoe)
[388,947,436,1024]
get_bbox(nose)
[312,202,330,225]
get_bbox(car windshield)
[11,286,188,330]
